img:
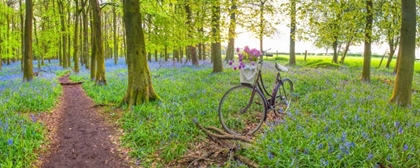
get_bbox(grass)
[1,55,419,167]
[0,60,63,167]
[67,56,420,167]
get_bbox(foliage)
[0,61,62,167]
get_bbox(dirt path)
[40,76,129,168]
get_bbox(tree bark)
[58,0,68,68]
[390,0,416,106]
[185,1,199,66]
[90,9,96,80]
[361,0,373,82]
[332,38,338,63]
[289,0,296,65]
[122,0,160,106]
[211,0,223,73]
[385,35,399,68]
[226,0,236,63]
[23,0,34,82]
[73,0,80,73]
[90,0,106,85]
[113,4,118,65]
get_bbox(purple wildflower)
[8,139,13,146]
[236,47,240,52]
[403,144,408,151]
[30,114,36,122]
[234,66,237,70]
[244,46,250,53]
[228,61,233,65]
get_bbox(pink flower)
[236,47,240,52]
[229,61,233,65]
[244,46,250,53]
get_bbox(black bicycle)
[218,52,294,135]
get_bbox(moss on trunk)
[122,0,160,107]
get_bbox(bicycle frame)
[241,56,285,119]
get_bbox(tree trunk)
[361,0,373,82]
[122,0,160,106]
[82,2,90,69]
[226,0,236,63]
[211,0,223,72]
[23,0,34,82]
[289,0,296,65]
[73,0,80,73]
[185,1,199,66]
[58,0,68,68]
[19,0,24,70]
[340,39,352,64]
[90,0,106,85]
[332,37,338,63]
[113,5,118,65]
[390,0,416,106]
[385,36,399,68]
[90,9,96,80]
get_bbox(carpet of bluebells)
[0,60,63,167]
[1,56,420,167]
[68,56,420,167]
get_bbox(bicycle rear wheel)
[218,85,267,135]
[274,78,294,115]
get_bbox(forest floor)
[37,75,130,168]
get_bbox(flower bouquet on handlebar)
[229,46,262,85]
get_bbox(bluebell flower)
[403,144,408,151]
[394,121,400,128]
[267,151,274,160]
[386,155,391,161]
[367,153,373,160]
[320,158,329,167]
[8,139,13,146]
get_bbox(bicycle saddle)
[275,63,288,72]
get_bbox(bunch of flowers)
[229,46,262,70]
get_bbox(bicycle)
[218,51,294,135]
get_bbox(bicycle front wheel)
[218,85,267,135]
[274,78,294,115]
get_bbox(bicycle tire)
[273,78,294,115]
[218,84,267,135]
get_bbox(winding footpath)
[40,76,129,168]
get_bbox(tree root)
[189,119,259,168]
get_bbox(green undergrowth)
[69,57,420,167]
[0,77,62,167]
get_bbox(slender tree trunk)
[361,0,373,82]
[332,38,338,63]
[122,0,160,106]
[211,0,223,72]
[386,36,399,68]
[113,4,118,65]
[90,0,106,85]
[226,0,236,63]
[340,39,352,64]
[390,0,416,106]
[83,5,89,69]
[73,0,80,73]
[289,0,296,65]
[58,0,68,68]
[19,0,24,70]
[33,17,41,70]
[66,0,71,67]
[154,50,158,61]
[90,9,96,80]
[23,0,34,82]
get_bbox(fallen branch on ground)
[60,82,84,85]
[185,118,258,168]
